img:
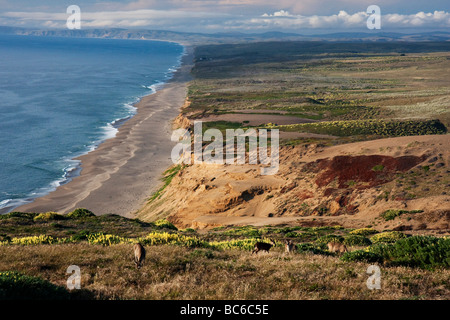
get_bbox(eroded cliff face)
[137,135,450,232]
[172,98,192,130]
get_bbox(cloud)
[2,8,232,29]
[1,7,449,31]
[262,10,291,17]
[251,9,450,30]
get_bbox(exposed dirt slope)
[137,134,449,233]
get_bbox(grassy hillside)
[0,210,448,299]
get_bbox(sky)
[0,0,449,34]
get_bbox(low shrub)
[153,219,178,231]
[296,243,331,255]
[71,230,91,241]
[284,231,302,238]
[315,234,344,245]
[139,232,207,248]
[86,233,129,246]
[223,226,260,237]
[368,236,450,269]
[209,238,280,251]
[0,271,70,300]
[0,212,38,220]
[10,235,56,246]
[370,231,407,244]
[272,119,447,137]
[372,164,385,171]
[311,226,344,231]
[340,250,384,263]
[343,235,372,246]
[380,209,423,221]
[0,234,11,242]
[67,208,95,219]
[33,212,65,221]
[272,226,303,234]
[0,235,76,246]
[349,228,378,236]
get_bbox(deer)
[327,241,348,254]
[285,239,296,254]
[252,238,276,254]
[133,243,146,269]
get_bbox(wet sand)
[15,47,194,217]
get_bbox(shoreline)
[13,46,194,217]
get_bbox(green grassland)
[185,41,450,144]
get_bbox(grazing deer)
[327,241,348,254]
[133,243,146,269]
[252,239,276,254]
[285,239,295,254]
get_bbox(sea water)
[0,34,184,212]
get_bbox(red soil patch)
[323,188,336,197]
[313,155,426,189]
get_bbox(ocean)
[0,34,184,213]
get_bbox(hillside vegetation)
[0,210,448,299]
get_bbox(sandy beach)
[14,46,194,217]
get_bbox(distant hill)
[1,26,450,44]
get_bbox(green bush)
[139,232,207,248]
[10,235,56,245]
[296,243,331,255]
[340,250,384,264]
[272,226,303,234]
[223,226,260,237]
[380,209,423,221]
[284,231,302,238]
[0,212,38,220]
[315,234,344,245]
[343,235,372,246]
[368,236,450,269]
[0,234,11,242]
[33,212,65,221]
[67,208,95,219]
[181,228,196,233]
[0,271,70,300]
[370,231,407,244]
[71,230,91,241]
[86,233,129,246]
[349,228,378,236]
[272,119,447,137]
[153,219,178,230]
[372,164,384,171]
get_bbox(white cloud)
[253,9,450,29]
[1,8,449,31]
